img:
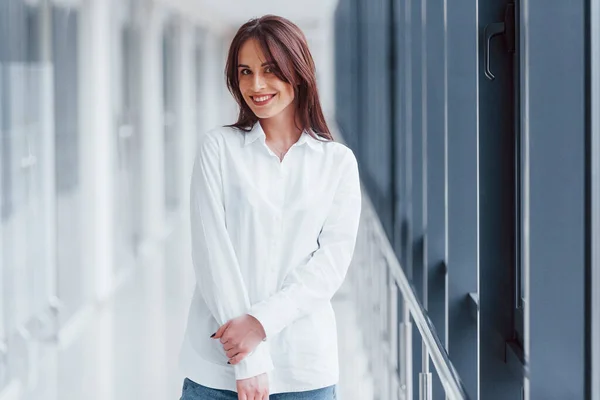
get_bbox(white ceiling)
[164,0,339,33]
[203,0,338,25]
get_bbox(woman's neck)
[259,106,303,146]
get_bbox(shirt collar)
[243,121,324,153]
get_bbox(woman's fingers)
[223,342,235,351]
[212,320,231,340]
[238,390,258,400]
[236,373,269,400]
[228,351,249,365]
[226,349,240,358]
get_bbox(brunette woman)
[179,14,361,400]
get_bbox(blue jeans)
[180,378,337,400]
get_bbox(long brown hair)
[224,15,333,141]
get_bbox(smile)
[250,94,276,106]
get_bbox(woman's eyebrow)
[237,62,275,68]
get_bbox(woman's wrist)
[248,314,267,341]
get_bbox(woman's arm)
[190,131,273,379]
[248,149,362,339]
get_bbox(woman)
[178,15,362,400]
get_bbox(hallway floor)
[17,223,374,400]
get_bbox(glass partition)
[348,193,469,400]
[114,8,143,279]
[0,51,55,396]
[0,0,57,392]
[163,23,181,216]
[52,5,85,328]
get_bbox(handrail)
[352,193,470,400]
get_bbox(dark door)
[478,1,524,399]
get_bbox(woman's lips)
[251,94,276,106]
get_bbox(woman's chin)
[252,109,278,119]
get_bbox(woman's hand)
[236,373,269,400]
[212,314,266,364]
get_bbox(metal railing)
[347,192,469,400]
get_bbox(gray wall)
[334,0,595,398]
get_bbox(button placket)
[270,163,286,273]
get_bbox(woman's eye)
[240,69,251,76]
[265,67,272,73]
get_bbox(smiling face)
[237,38,296,120]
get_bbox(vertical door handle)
[484,3,516,81]
[484,22,506,80]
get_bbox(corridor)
[1,220,373,400]
[1,0,600,399]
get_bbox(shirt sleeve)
[248,149,362,339]
[190,131,274,380]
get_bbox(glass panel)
[195,41,202,137]
[1,56,55,389]
[0,3,13,390]
[52,6,84,327]
[0,0,56,391]
[0,61,6,393]
[163,25,180,212]
[115,22,142,278]
[0,66,11,222]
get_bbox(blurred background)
[0,0,599,399]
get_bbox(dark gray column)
[445,1,479,398]
[523,0,588,398]
[424,0,448,398]
[592,1,600,398]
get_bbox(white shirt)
[178,122,362,394]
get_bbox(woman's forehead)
[238,39,271,65]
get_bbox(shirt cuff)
[248,297,297,340]
[233,342,274,380]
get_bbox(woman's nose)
[251,73,266,91]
